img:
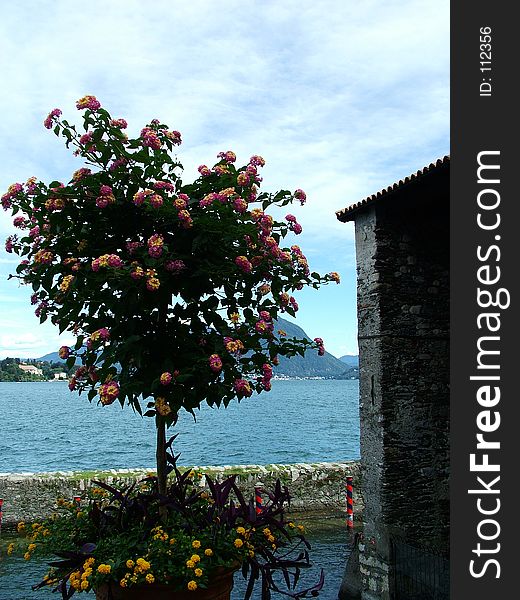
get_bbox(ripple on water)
[1,380,359,472]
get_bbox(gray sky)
[0,0,449,359]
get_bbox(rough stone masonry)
[0,461,361,528]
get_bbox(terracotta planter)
[95,570,235,600]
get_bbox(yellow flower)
[288,522,295,529]
[76,511,84,518]
[297,525,305,533]
[126,560,134,569]
[186,560,195,569]
[236,527,246,535]
[272,543,277,550]
[234,538,244,548]
[120,579,127,588]
[84,557,95,568]
[7,543,14,555]
[194,568,203,577]
[136,558,150,571]
[29,542,38,552]
[204,548,213,557]
[192,540,201,549]
[31,523,40,530]
[263,528,271,536]
[81,580,89,591]
[169,538,176,545]
[191,554,201,563]
[268,535,275,543]
[97,564,112,575]
[17,521,25,532]
[145,574,155,584]
[187,581,198,591]
[248,550,255,558]
[24,552,31,560]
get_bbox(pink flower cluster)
[68,365,98,391]
[233,198,248,213]
[173,193,189,210]
[110,118,128,129]
[33,249,53,264]
[90,328,110,343]
[147,233,164,258]
[99,380,120,406]
[133,189,153,206]
[255,319,274,335]
[235,256,253,274]
[96,185,116,209]
[5,236,15,253]
[165,259,186,274]
[160,372,172,386]
[260,363,273,391]
[314,337,325,356]
[150,194,163,209]
[237,173,250,187]
[58,346,71,359]
[165,130,182,145]
[76,95,101,111]
[214,164,229,176]
[217,150,236,163]
[140,127,161,150]
[130,262,144,280]
[25,177,38,194]
[72,168,92,182]
[209,354,223,373]
[126,241,142,255]
[44,198,65,212]
[234,378,252,398]
[153,181,175,192]
[249,155,266,167]
[91,254,123,271]
[109,157,128,171]
[79,132,96,152]
[198,165,212,177]
[177,209,193,229]
[43,108,62,129]
[285,214,302,234]
[1,183,23,210]
[294,189,306,205]
[13,216,27,228]
[224,337,245,354]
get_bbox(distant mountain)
[274,318,358,379]
[339,355,359,367]
[37,351,64,363]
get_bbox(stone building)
[336,157,450,599]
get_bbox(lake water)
[0,381,358,598]
[0,380,360,472]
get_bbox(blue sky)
[0,0,449,359]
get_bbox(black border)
[451,2,518,596]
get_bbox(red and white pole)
[346,476,354,529]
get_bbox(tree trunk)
[156,418,168,497]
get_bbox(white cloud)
[0,0,449,356]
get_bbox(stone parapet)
[0,461,361,527]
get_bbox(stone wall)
[0,461,361,528]
[353,171,450,600]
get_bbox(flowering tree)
[3,96,339,494]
